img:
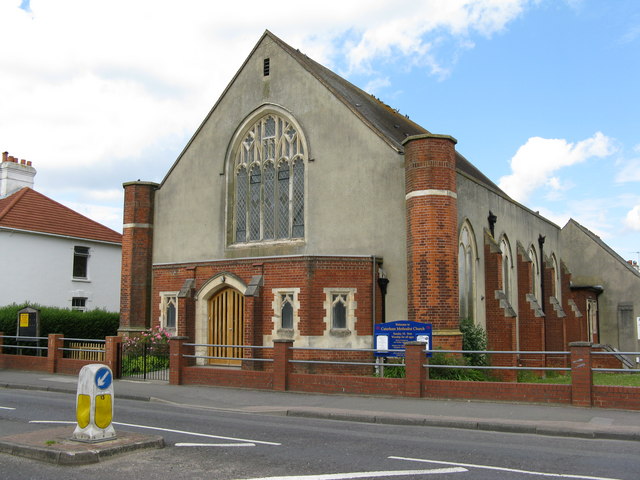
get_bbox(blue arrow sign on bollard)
[95,366,112,390]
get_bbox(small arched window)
[500,236,513,304]
[458,223,476,321]
[528,245,540,300]
[550,254,561,301]
[232,112,306,244]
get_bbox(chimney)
[1,151,37,197]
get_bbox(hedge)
[0,303,119,340]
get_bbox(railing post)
[47,334,63,373]
[104,336,122,376]
[0,332,4,368]
[570,341,593,407]
[169,336,188,385]
[273,339,293,391]
[405,341,426,397]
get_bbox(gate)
[119,341,170,381]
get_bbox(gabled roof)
[266,31,504,193]
[0,188,122,244]
[563,219,640,278]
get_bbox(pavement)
[1,368,640,464]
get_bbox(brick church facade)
[119,31,640,367]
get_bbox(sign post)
[71,364,116,442]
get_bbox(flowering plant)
[123,326,171,349]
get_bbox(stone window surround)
[270,288,301,340]
[323,288,357,337]
[227,105,308,246]
[159,291,179,335]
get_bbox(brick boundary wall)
[0,333,120,376]
[2,334,639,410]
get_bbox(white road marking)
[175,442,255,447]
[29,420,280,446]
[0,406,16,410]
[232,468,467,480]
[390,455,624,480]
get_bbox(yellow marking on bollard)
[77,394,90,429]
[95,394,112,429]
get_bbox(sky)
[1,0,639,263]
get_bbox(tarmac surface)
[1,368,640,464]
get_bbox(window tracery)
[233,113,306,244]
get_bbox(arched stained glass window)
[233,113,306,243]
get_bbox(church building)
[119,31,640,368]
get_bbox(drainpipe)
[378,275,389,323]
[372,256,377,336]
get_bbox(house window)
[280,293,293,329]
[233,113,306,244]
[323,288,357,335]
[160,294,178,334]
[73,246,90,279]
[72,297,87,311]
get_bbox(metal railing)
[591,350,640,373]
[184,343,274,363]
[0,335,48,354]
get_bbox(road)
[0,388,638,480]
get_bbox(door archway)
[208,287,245,366]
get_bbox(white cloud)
[625,205,640,231]
[615,158,640,183]
[498,132,616,203]
[0,0,533,229]
[343,0,527,74]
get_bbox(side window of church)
[332,294,347,329]
[234,114,306,243]
[161,294,178,334]
[73,246,90,279]
[324,288,356,334]
[281,293,293,329]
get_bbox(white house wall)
[0,229,121,311]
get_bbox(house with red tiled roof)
[0,152,122,311]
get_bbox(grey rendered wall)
[561,221,640,351]
[456,172,563,333]
[152,35,409,322]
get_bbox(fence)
[1,333,639,410]
[0,333,117,375]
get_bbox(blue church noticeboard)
[374,320,432,358]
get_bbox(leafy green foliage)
[0,303,119,339]
[121,354,169,376]
[460,317,488,367]
[428,351,489,381]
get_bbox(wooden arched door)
[208,288,244,366]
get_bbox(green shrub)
[375,358,406,378]
[121,354,169,376]
[0,303,119,339]
[460,317,488,367]
[428,351,490,381]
